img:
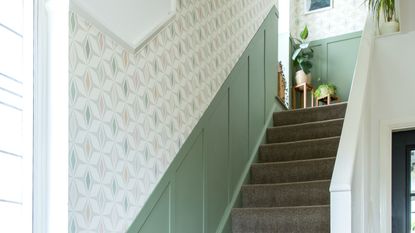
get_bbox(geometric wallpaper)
[69,1,277,232]
[290,0,367,41]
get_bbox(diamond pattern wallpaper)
[69,1,278,232]
[290,0,367,41]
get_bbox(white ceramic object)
[380,21,400,35]
[319,87,330,96]
[295,70,312,85]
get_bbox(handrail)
[330,15,375,192]
[329,15,376,232]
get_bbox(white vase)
[295,70,312,85]
[380,21,400,35]
[320,87,330,97]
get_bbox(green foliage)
[314,83,337,98]
[367,0,396,22]
[291,26,314,74]
[300,26,309,40]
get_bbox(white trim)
[69,0,177,53]
[32,0,68,232]
[32,0,49,231]
[304,0,333,14]
[379,118,415,233]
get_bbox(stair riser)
[259,137,340,163]
[251,158,335,184]
[273,103,347,126]
[242,181,330,208]
[267,119,343,143]
[232,207,330,233]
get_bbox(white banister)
[330,16,376,233]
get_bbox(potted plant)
[314,83,337,99]
[291,26,314,85]
[367,0,399,34]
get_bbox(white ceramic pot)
[319,87,330,97]
[380,21,400,35]
[295,70,312,85]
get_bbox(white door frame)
[379,117,415,233]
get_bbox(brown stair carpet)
[231,102,347,233]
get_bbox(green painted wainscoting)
[307,32,362,103]
[127,6,284,233]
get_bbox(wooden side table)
[316,94,339,106]
[292,83,314,109]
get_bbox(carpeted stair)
[231,102,347,233]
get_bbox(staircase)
[231,102,347,233]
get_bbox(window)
[0,0,33,232]
[0,0,68,232]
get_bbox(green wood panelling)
[309,31,362,102]
[175,133,204,233]
[206,91,230,232]
[326,36,360,101]
[249,31,266,153]
[229,58,249,194]
[127,7,281,233]
[138,186,171,233]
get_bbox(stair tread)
[242,179,331,188]
[261,136,340,147]
[250,157,335,184]
[273,102,347,126]
[275,102,347,115]
[232,205,330,233]
[233,204,330,211]
[269,118,344,129]
[252,157,336,166]
[258,136,340,163]
[241,180,330,208]
[267,118,344,143]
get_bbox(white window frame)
[32,0,68,232]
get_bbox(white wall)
[368,30,415,233]
[278,0,290,107]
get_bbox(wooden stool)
[292,83,314,109]
[316,94,339,106]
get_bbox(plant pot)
[319,87,330,97]
[295,70,312,85]
[380,21,400,35]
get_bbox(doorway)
[392,130,415,233]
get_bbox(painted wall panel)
[174,133,204,233]
[249,32,266,152]
[138,186,170,233]
[309,32,362,102]
[229,58,249,196]
[327,37,360,101]
[205,91,230,233]
[309,44,323,83]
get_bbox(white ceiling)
[71,0,176,51]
